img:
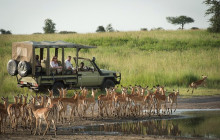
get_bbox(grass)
[0,30,220,101]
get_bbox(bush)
[59,31,77,34]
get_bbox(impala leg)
[70,106,75,121]
[105,106,108,117]
[39,119,42,135]
[164,102,167,115]
[52,119,57,136]
[34,118,38,135]
[43,119,50,136]
[91,106,94,119]
[170,102,173,114]
[174,101,177,112]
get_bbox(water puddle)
[67,109,220,139]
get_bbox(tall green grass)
[0,30,220,100]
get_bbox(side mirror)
[92,57,96,62]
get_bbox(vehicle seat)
[41,59,47,72]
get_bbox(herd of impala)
[0,85,179,136]
[0,75,207,136]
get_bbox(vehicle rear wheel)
[52,82,64,96]
[7,59,18,76]
[101,79,115,91]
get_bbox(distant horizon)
[6,28,208,35]
[0,0,210,34]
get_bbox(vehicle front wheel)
[52,82,64,96]
[101,79,115,91]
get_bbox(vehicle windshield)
[76,58,96,71]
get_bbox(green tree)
[106,24,114,32]
[0,29,12,34]
[43,18,56,33]
[204,0,220,32]
[96,26,106,32]
[166,16,194,30]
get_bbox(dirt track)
[1,95,220,140]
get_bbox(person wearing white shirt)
[65,56,76,74]
[50,56,62,73]
[65,56,73,69]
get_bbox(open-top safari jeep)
[7,41,121,94]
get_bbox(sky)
[0,0,210,34]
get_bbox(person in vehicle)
[35,55,41,66]
[50,56,62,73]
[79,62,86,71]
[65,56,73,69]
[65,56,75,73]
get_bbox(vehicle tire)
[101,79,115,91]
[52,82,64,96]
[18,61,31,77]
[7,59,18,76]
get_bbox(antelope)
[32,95,46,109]
[7,95,20,131]
[129,92,145,117]
[47,89,63,107]
[114,88,128,118]
[28,101,57,136]
[144,87,154,115]
[187,75,208,94]
[76,87,88,117]
[20,94,29,129]
[168,89,180,114]
[57,92,80,122]
[153,86,167,115]
[83,89,98,118]
[129,85,136,95]
[0,96,8,109]
[16,95,25,125]
[98,88,114,118]
[45,97,58,122]
[25,98,36,133]
[136,85,142,96]
[0,97,8,133]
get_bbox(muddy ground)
[1,95,220,140]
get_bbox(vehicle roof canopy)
[13,40,96,48]
[12,41,96,62]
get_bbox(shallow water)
[71,109,220,139]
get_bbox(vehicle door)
[77,59,99,87]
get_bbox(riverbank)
[1,95,220,140]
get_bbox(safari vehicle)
[7,41,121,94]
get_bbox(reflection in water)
[72,111,220,139]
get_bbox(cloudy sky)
[0,0,210,34]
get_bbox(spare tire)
[7,59,18,76]
[18,61,31,77]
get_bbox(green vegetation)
[43,18,56,34]
[0,30,220,101]
[166,15,194,29]
[204,0,220,33]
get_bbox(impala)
[57,93,78,123]
[83,89,98,118]
[168,89,180,114]
[0,97,8,133]
[7,95,20,131]
[187,75,208,94]
[28,101,57,136]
